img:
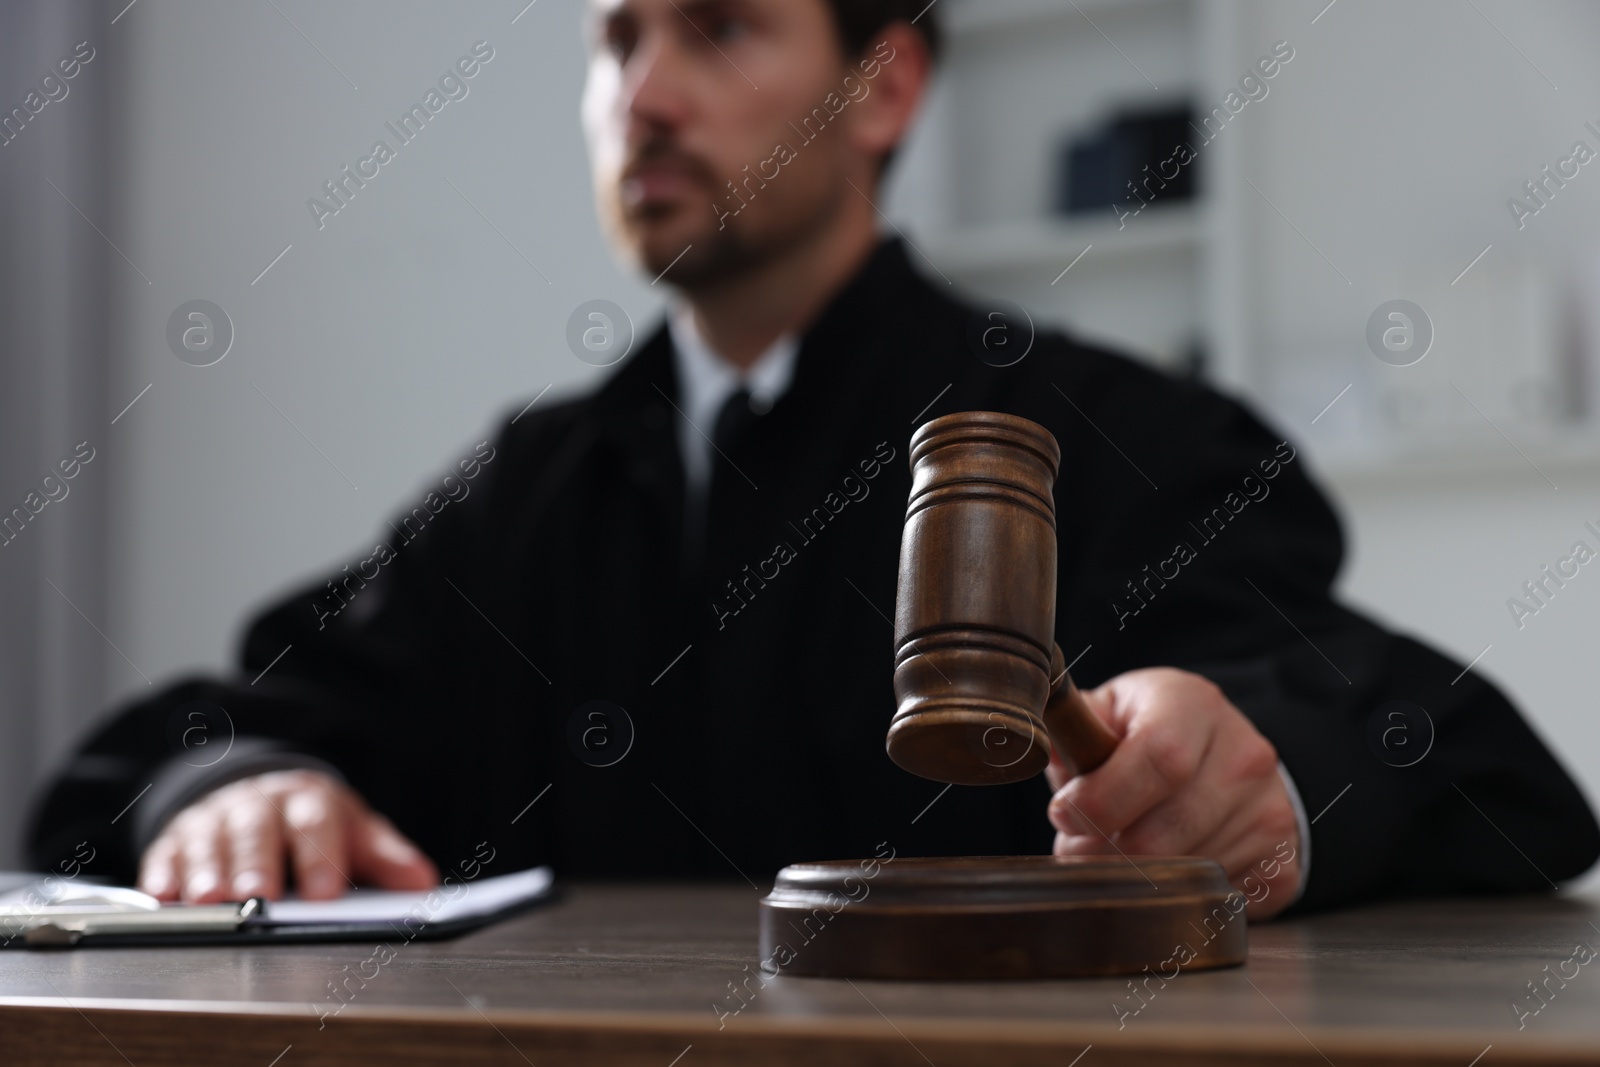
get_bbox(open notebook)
[0,866,556,948]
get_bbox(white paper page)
[259,866,553,926]
[0,874,38,897]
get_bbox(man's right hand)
[137,769,439,904]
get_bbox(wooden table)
[1,884,1597,1066]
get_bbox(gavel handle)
[1041,643,1120,775]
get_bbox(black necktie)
[682,387,757,581]
[710,387,757,478]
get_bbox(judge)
[28,0,1599,920]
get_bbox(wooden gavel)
[758,410,1248,980]
[887,410,1120,786]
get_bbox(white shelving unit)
[884,0,1600,479]
[890,0,1248,379]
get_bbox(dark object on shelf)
[1058,105,1198,215]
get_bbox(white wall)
[77,0,1600,885]
[1231,0,1600,886]
[104,0,660,704]
[0,0,112,870]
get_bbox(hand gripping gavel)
[887,410,1119,785]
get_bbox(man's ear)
[842,21,933,174]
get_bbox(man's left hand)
[1045,668,1303,920]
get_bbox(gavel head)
[887,411,1063,787]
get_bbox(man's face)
[582,0,859,287]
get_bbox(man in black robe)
[27,0,1599,919]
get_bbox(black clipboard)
[0,866,559,949]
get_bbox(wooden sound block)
[759,855,1248,980]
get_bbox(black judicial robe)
[27,238,1600,915]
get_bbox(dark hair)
[825,0,943,64]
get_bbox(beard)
[636,220,762,290]
[606,135,842,292]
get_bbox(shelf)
[920,207,1201,277]
[943,0,1186,36]
[1312,429,1600,486]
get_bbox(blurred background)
[2,0,1598,883]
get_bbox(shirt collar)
[667,302,800,430]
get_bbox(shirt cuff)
[1276,759,1312,906]
[132,738,345,854]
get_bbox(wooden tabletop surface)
[1,882,1598,1066]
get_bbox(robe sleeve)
[1039,351,1600,915]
